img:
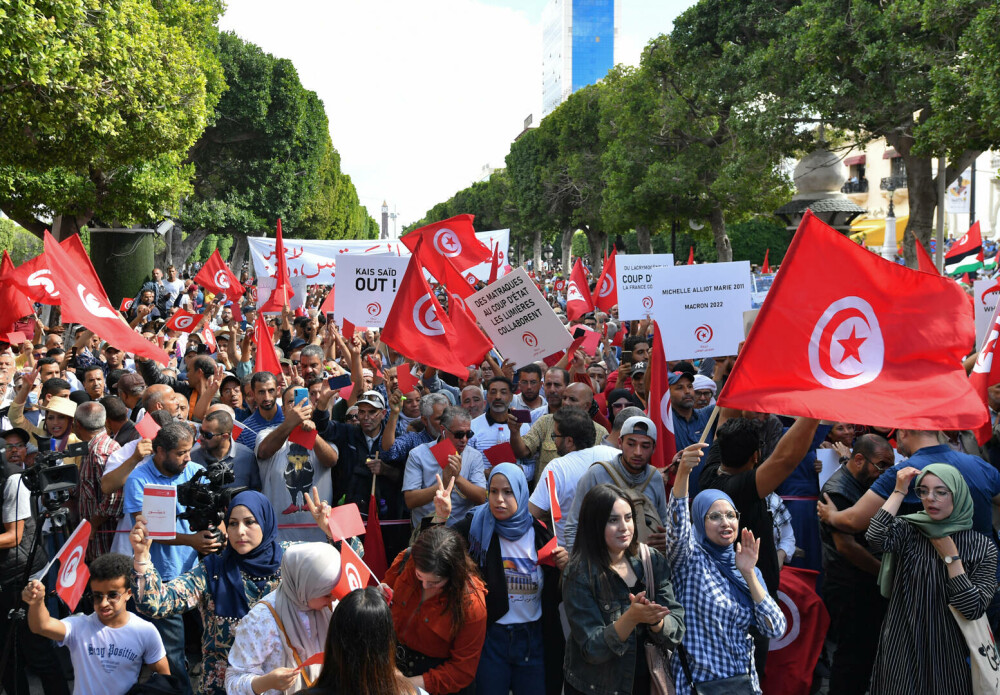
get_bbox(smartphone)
[573,327,586,339]
[511,409,532,424]
[294,387,309,406]
[622,351,633,365]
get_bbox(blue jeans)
[475,620,544,695]
[152,612,194,695]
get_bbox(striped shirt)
[78,431,123,561]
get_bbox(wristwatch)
[943,555,961,565]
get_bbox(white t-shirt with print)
[58,612,165,695]
[497,527,543,624]
[255,427,334,542]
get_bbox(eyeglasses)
[92,591,125,603]
[200,430,230,441]
[706,511,741,523]
[345,414,359,421]
[914,486,952,501]
[448,429,474,440]
[863,456,893,472]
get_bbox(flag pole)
[698,405,720,445]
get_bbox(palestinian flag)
[945,221,984,275]
[984,245,998,272]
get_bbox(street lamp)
[881,181,897,262]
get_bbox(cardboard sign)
[616,254,675,320]
[974,279,1000,351]
[649,261,751,360]
[468,267,571,368]
[334,255,410,329]
[142,484,177,539]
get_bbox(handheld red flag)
[135,413,162,440]
[7,234,109,306]
[970,300,1000,444]
[42,232,170,364]
[546,469,562,523]
[762,249,772,274]
[448,296,493,368]
[915,240,940,275]
[592,249,618,311]
[647,323,678,469]
[395,366,420,394]
[363,494,389,580]
[259,219,295,312]
[687,246,695,265]
[487,243,501,284]
[253,314,283,377]
[319,286,336,316]
[401,215,491,282]
[331,541,373,599]
[288,425,318,450]
[50,520,92,611]
[430,438,458,469]
[163,309,202,333]
[0,251,35,333]
[536,536,559,567]
[485,442,517,467]
[718,210,988,430]
[327,503,366,542]
[195,249,245,300]
[119,297,134,313]
[565,258,595,322]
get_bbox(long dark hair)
[310,588,417,695]
[570,484,639,572]
[410,525,479,640]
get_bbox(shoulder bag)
[638,543,676,695]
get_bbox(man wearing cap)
[629,362,649,406]
[217,371,251,421]
[562,415,668,552]
[669,370,716,452]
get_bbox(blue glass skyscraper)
[542,0,620,116]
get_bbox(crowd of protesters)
[0,253,998,695]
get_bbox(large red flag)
[592,249,618,311]
[565,258,595,321]
[401,215,491,282]
[647,322,677,469]
[381,256,470,376]
[194,249,245,300]
[253,314,283,377]
[6,234,107,306]
[0,251,36,332]
[762,567,830,695]
[259,219,295,312]
[915,239,940,275]
[718,210,987,430]
[448,297,493,367]
[762,248,772,274]
[43,232,170,364]
[363,495,389,580]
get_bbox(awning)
[844,155,866,166]
[848,215,910,246]
[883,148,901,159]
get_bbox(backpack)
[592,460,663,544]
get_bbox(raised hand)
[304,486,332,537]
[734,528,760,576]
[22,578,46,606]
[895,466,921,494]
[677,442,708,476]
[130,514,153,560]
[433,473,455,521]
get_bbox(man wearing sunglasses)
[818,434,894,695]
[190,409,260,491]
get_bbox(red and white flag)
[971,300,1000,444]
[201,324,217,353]
[7,235,108,306]
[0,251,35,333]
[163,309,202,333]
[448,296,493,368]
[331,541,373,599]
[253,314,283,377]
[718,210,988,430]
[194,249,244,300]
[401,215,491,282]
[648,323,677,469]
[762,567,830,695]
[565,258,594,322]
[546,469,562,523]
[259,219,295,312]
[592,249,617,311]
[42,232,170,364]
[41,520,92,612]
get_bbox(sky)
[219,0,697,234]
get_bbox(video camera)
[16,438,85,497]
[177,463,246,552]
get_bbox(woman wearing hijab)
[666,444,786,694]
[866,463,998,695]
[225,542,341,695]
[130,491,287,695]
[428,463,568,694]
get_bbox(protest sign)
[142,485,177,539]
[616,254,674,320]
[334,255,410,329]
[650,261,751,360]
[974,279,1000,351]
[469,267,572,367]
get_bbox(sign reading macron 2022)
[469,267,571,367]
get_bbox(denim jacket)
[562,549,685,695]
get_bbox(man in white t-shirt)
[23,552,169,695]
[161,265,186,310]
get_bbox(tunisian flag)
[42,232,170,364]
[0,251,36,332]
[259,219,295,312]
[718,210,987,430]
[915,239,940,275]
[32,520,91,612]
[762,567,830,695]
[195,249,244,300]
[163,309,202,333]
[402,215,492,282]
[592,250,618,311]
[253,314,283,377]
[448,297,494,368]
[647,323,677,469]
[6,234,107,306]
[381,256,471,376]
[565,258,594,321]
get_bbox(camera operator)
[190,410,260,492]
[123,421,221,695]
[1,428,70,695]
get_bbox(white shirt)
[497,529,543,624]
[104,440,140,555]
[528,445,621,543]
[162,278,185,307]
[58,612,165,695]
[402,443,487,527]
[255,427,334,542]
[511,392,546,412]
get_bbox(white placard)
[650,261,752,360]
[974,279,999,351]
[142,484,178,539]
[816,449,841,491]
[333,255,410,329]
[616,254,674,319]
[469,267,572,367]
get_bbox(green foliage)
[727,218,791,265]
[0,218,43,263]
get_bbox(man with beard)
[236,372,284,449]
[191,409,259,491]
[529,366,567,424]
[468,376,530,475]
[511,363,546,411]
[820,434,894,695]
[460,385,486,419]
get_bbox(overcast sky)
[219,0,696,233]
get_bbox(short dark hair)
[624,336,650,352]
[81,364,104,379]
[106,368,129,393]
[486,375,514,393]
[150,410,175,428]
[89,553,132,584]
[203,410,233,432]
[516,363,543,380]
[251,371,277,389]
[46,348,66,358]
[152,421,194,453]
[853,433,891,460]
[40,378,71,399]
[190,356,217,379]
[36,357,59,370]
[100,395,129,422]
[553,407,596,451]
[717,418,761,469]
[544,367,570,386]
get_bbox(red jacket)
[385,548,487,694]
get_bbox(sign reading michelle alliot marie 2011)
[650,261,752,360]
[616,254,674,320]
[334,255,411,329]
[974,279,1000,351]
[469,267,572,368]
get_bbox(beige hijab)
[272,543,340,691]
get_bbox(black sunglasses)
[448,429,474,440]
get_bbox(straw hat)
[40,395,77,419]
